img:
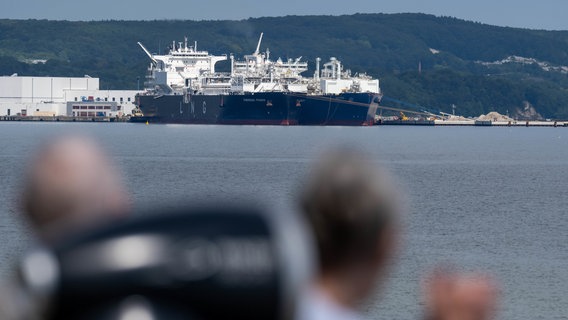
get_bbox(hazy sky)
[2,0,568,30]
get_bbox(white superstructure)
[229,33,309,93]
[138,37,227,94]
[318,57,380,94]
[139,33,381,96]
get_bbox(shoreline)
[1,115,566,127]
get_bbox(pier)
[379,119,568,127]
[0,116,129,122]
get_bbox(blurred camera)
[18,204,313,320]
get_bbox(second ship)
[134,33,382,125]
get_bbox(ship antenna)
[184,36,188,50]
[254,32,264,56]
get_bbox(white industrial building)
[0,75,142,117]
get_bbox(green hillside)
[2,14,568,118]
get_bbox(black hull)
[135,92,380,126]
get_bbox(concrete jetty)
[378,119,567,127]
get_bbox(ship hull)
[135,92,380,126]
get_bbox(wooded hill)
[2,13,568,118]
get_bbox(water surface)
[0,122,566,319]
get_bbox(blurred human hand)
[423,269,499,320]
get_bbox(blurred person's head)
[299,148,400,306]
[21,135,129,244]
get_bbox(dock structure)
[1,115,566,127]
[0,115,129,122]
[377,119,568,127]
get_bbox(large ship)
[134,34,382,125]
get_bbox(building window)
[74,97,78,102]
[36,109,39,112]
[105,98,108,101]
[120,97,124,102]
[127,97,131,102]
[112,97,115,102]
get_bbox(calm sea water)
[0,122,567,319]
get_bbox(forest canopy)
[2,13,568,118]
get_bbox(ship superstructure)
[228,33,309,93]
[138,37,228,94]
